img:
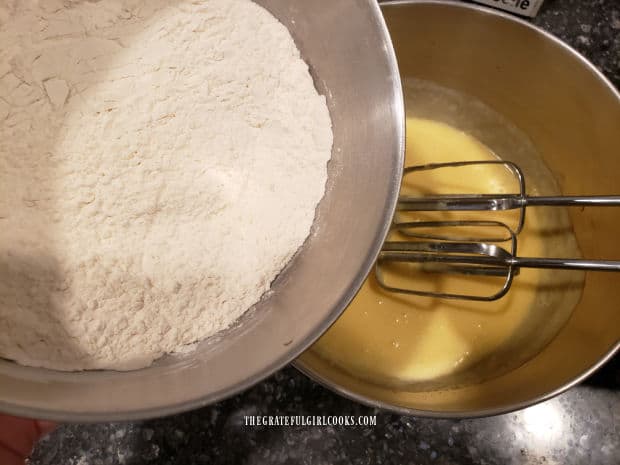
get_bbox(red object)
[0,415,56,465]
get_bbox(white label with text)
[472,0,545,17]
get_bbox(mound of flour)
[0,0,332,370]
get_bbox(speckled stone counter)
[531,0,620,85]
[30,1,620,464]
[30,359,620,465]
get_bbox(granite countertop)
[30,1,620,464]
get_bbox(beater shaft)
[398,194,620,211]
[380,242,620,272]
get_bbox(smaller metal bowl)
[296,0,620,417]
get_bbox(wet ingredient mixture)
[314,117,582,388]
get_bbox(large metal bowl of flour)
[0,0,404,421]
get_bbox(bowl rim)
[294,0,620,419]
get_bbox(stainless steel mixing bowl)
[0,0,404,421]
[297,0,620,417]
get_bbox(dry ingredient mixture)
[0,0,333,370]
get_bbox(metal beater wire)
[376,161,620,301]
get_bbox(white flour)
[0,0,333,370]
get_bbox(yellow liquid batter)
[313,117,584,389]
